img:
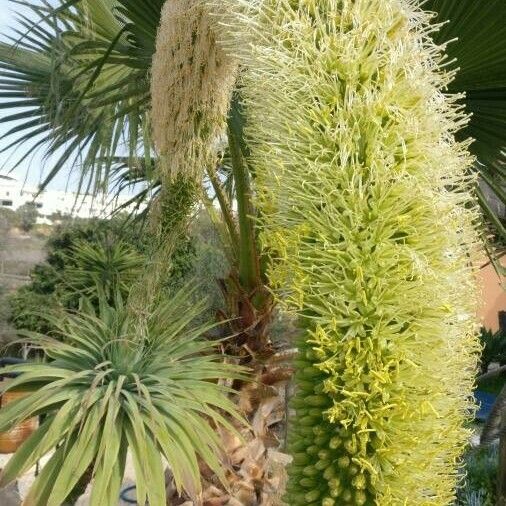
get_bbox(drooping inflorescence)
[208,0,482,504]
[151,0,237,179]
[139,0,237,310]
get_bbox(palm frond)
[428,0,506,226]
[0,0,162,194]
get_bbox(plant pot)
[0,381,38,454]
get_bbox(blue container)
[474,390,497,422]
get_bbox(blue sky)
[0,0,74,190]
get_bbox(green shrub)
[0,207,19,235]
[16,203,39,232]
[456,446,497,505]
[8,216,197,333]
[8,288,60,336]
[479,328,506,374]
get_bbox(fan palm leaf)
[428,0,506,237]
[0,0,162,193]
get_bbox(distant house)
[0,175,139,221]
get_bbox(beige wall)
[478,257,506,332]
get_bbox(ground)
[0,227,46,350]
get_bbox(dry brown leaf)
[230,480,256,506]
[252,397,282,436]
[203,496,230,506]
[259,367,294,386]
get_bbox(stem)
[201,189,237,266]
[227,110,260,293]
[206,165,240,254]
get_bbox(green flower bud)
[329,436,342,449]
[337,456,350,469]
[305,489,321,502]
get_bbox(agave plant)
[0,288,246,506]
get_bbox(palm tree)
[0,0,504,359]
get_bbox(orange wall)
[478,258,506,332]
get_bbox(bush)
[0,207,19,234]
[16,202,39,232]
[456,445,497,505]
[8,288,60,335]
[8,217,141,333]
[479,328,506,374]
[8,215,198,334]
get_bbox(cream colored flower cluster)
[209,0,482,503]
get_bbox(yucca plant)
[209,0,483,503]
[62,239,144,304]
[0,288,246,505]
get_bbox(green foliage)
[7,214,199,340]
[9,219,140,324]
[427,0,506,227]
[44,216,148,270]
[61,240,143,305]
[479,328,506,374]
[0,288,246,506]
[0,208,19,236]
[180,212,230,324]
[8,289,59,336]
[16,203,39,232]
[456,446,498,505]
[7,234,145,337]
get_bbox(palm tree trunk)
[209,94,275,360]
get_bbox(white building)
[0,175,140,221]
